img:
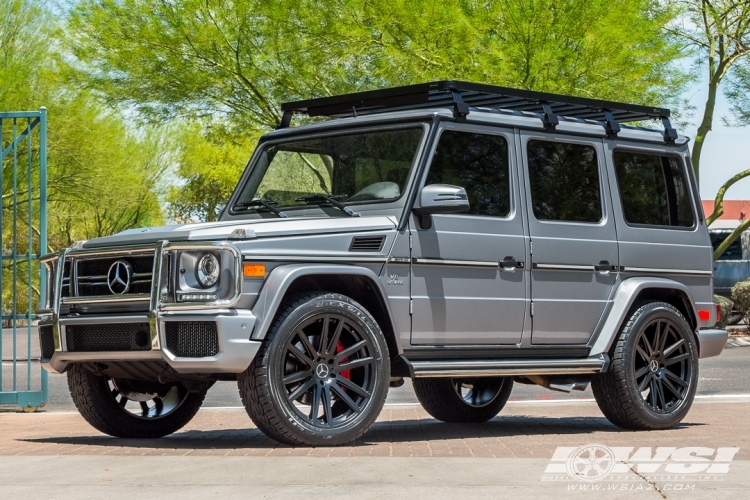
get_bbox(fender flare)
[250,264,400,349]
[588,277,697,356]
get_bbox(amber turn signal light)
[243,263,265,278]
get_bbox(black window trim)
[524,136,606,226]
[611,147,698,232]
[418,123,516,221]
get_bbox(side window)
[613,152,695,228]
[527,140,602,223]
[426,130,510,217]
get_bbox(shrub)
[714,294,734,329]
[731,280,750,317]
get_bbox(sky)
[683,82,750,201]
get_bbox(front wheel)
[67,364,206,438]
[413,377,513,423]
[592,301,699,430]
[239,292,390,446]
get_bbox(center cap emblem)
[315,363,330,379]
[649,359,659,373]
[107,260,133,295]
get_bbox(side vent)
[349,235,386,252]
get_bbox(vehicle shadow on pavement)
[17,415,704,450]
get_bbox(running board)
[409,354,609,378]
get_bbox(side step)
[409,354,609,378]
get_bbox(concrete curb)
[726,336,750,348]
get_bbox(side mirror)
[413,184,470,215]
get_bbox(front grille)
[165,322,219,358]
[76,256,154,296]
[65,323,151,352]
[39,325,55,359]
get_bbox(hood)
[83,216,398,249]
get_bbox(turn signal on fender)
[243,263,266,278]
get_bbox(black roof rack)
[278,80,677,143]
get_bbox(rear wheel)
[413,377,513,423]
[67,364,206,438]
[592,301,698,430]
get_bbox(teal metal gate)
[0,108,48,410]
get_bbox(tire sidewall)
[622,303,699,427]
[263,294,389,444]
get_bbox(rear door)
[519,131,619,345]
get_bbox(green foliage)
[732,280,750,316]
[714,294,734,329]
[66,0,690,221]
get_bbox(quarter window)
[613,152,694,227]
[527,140,602,223]
[426,131,510,217]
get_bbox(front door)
[519,131,619,345]
[410,125,527,345]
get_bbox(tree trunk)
[692,78,720,185]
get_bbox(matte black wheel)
[239,292,390,446]
[67,364,205,438]
[413,377,513,423]
[592,301,699,430]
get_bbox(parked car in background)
[710,222,750,324]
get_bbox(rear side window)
[426,130,510,217]
[527,140,602,223]
[613,152,694,228]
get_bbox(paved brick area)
[1,399,747,459]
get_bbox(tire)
[67,364,206,439]
[592,301,699,430]
[238,292,390,446]
[413,377,513,423]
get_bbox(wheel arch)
[589,277,698,357]
[250,264,401,356]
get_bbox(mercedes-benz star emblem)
[107,260,133,295]
[315,363,330,379]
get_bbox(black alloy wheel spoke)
[331,383,361,412]
[296,332,319,361]
[664,370,688,388]
[288,344,315,367]
[635,365,650,379]
[661,375,682,399]
[309,384,322,422]
[664,352,689,366]
[638,373,652,392]
[318,316,331,357]
[322,386,334,427]
[663,338,685,357]
[284,369,313,385]
[658,323,670,353]
[335,340,367,361]
[338,356,374,371]
[636,344,651,363]
[325,319,345,356]
[335,375,370,398]
[287,379,315,402]
[119,395,128,408]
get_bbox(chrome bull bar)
[38,240,242,356]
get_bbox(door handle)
[499,256,525,271]
[594,261,617,274]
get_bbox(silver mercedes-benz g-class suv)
[39,81,727,446]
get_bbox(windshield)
[232,127,424,214]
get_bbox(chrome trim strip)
[62,294,151,305]
[51,249,69,353]
[149,240,167,348]
[533,263,596,272]
[622,266,713,277]
[388,257,411,264]
[410,356,606,378]
[242,255,388,263]
[58,314,149,325]
[412,257,498,268]
[64,245,157,258]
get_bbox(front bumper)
[38,240,261,375]
[40,310,262,374]
[696,329,728,359]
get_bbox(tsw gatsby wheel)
[239,292,390,446]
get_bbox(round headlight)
[196,253,220,288]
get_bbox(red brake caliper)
[335,341,351,382]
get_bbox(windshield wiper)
[295,194,360,217]
[233,199,289,218]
